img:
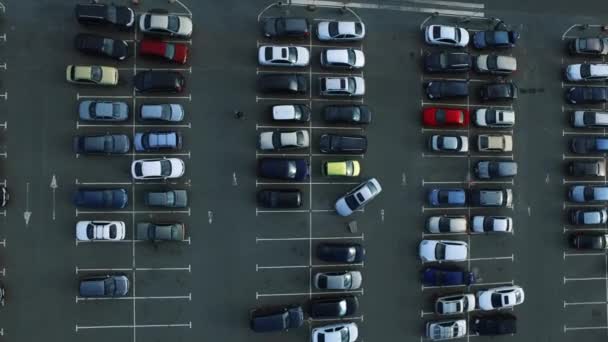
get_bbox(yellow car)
[323,160,360,177]
[66,65,119,86]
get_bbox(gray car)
[139,104,185,122]
[79,274,129,297]
[314,271,362,290]
[79,100,129,121]
[73,134,130,154]
[134,131,182,151]
[470,189,513,207]
[136,222,185,241]
[475,161,517,179]
[144,190,188,208]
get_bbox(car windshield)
[293,106,302,120]
[343,273,352,287]
[287,47,298,63]
[483,218,494,231]
[296,131,305,145]
[90,66,102,82]
[106,5,117,23]
[167,16,180,32]
[347,49,356,65]
[348,78,355,92]
[582,38,602,52]
[351,107,361,122]
[435,243,445,260]
[454,29,461,42]
[109,224,117,239]
[485,109,497,124]
[104,278,115,295]
[367,181,378,194]
[340,328,349,342]
[580,64,591,78]
[487,55,498,69]
[345,161,354,176]
[287,161,297,178]
[86,224,94,238]
[433,26,441,37]
[436,109,446,122]
[160,160,172,176]
[345,194,359,210]
[164,44,175,59]
[111,104,122,117]
[490,293,503,307]
[161,105,172,120]
[102,38,114,55]
[328,22,339,36]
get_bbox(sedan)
[75,3,135,28]
[136,222,185,241]
[323,105,371,124]
[139,12,192,38]
[312,323,358,342]
[76,221,126,241]
[480,82,518,101]
[317,243,365,263]
[426,215,467,233]
[66,65,118,85]
[477,286,525,310]
[319,134,367,154]
[569,185,608,203]
[430,135,468,153]
[131,158,185,180]
[134,70,185,93]
[323,160,361,177]
[272,104,311,121]
[320,76,365,96]
[475,161,518,179]
[259,74,308,94]
[571,111,608,128]
[311,296,359,318]
[423,107,469,127]
[570,208,608,225]
[258,130,310,150]
[473,30,519,49]
[435,294,476,315]
[73,188,128,209]
[258,158,309,181]
[74,34,128,60]
[570,137,608,154]
[262,17,310,38]
[470,189,512,207]
[474,54,517,74]
[79,275,129,298]
[320,48,365,69]
[474,108,515,127]
[424,25,469,47]
[139,103,184,122]
[569,37,608,55]
[419,240,468,263]
[570,233,608,249]
[565,63,608,82]
[258,45,310,67]
[566,87,608,104]
[139,39,189,64]
[426,80,468,99]
[423,51,471,73]
[79,100,129,121]
[317,21,365,41]
[73,134,131,154]
[426,319,467,341]
[144,190,188,208]
[134,131,182,151]
[422,266,476,286]
[428,188,467,207]
[569,160,606,177]
[314,271,362,290]
[471,216,513,233]
[335,178,382,216]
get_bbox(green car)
[136,222,185,241]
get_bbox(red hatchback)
[422,107,470,127]
[139,39,189,64]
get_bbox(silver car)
[335,178,382,216]
[426,319,467,341]
[79,100,129,121]
[320,48,365,69]
[572,111,608,128]
[435,294,476,315]
[320,77,365,97]
[258,45,310,67]
[258,130,310,151]
[140,104,184,122]
[471,216,513,233]
[317,21,365,41]
[314,271,362,290]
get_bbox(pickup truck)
[136,222,185,241]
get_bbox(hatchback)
[257,189,302,208]
[569,160,606,177]
[74,3,135,28]
[272,104,311,121]
[570,233,608,249]
[477,134,513,152]
[73,188,128,209]
[435,293,476,315]
[314,271,363,290]
[139,39,189,64]
[134,70,185,93]
[250,305,304,333]
[423,107,469,127]
[317,243,365,263]
[66,65,118,85]
[475,161,517,179]
[477,286,525,310]
[426,319,467,341]
[74,33,128,60]
[419,240,468,262]
[323,105,371,124]
[570,208,608,225]
[569,37,608,55]
[430,135,468,153]
[426,81,468,99]
[569,185,608,203]
[422,266,476,286]
[258,158,309,181]
[136,222,185,241]
[471,314,517,336]
[312,323,358,342]
[323,160,361,177]
[311,296,359,318]
[471,216,513,233]
[474,108,515,127]
[470,189,513,207]
[426,215,467,233]
[258,130,309,151]
[139,103,184,122]
[73,134,131,154]
[144,190,188,208]
[474,54,517,74]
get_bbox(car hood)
[566,64,582,81]
[335,197,353,216]
[168,159,185,177]
[445,244,467,260]
[419,240,438,261]
[178,16,193,36]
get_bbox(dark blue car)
[473,30,519,49]
[422,267,476,286]
[73,188,128,209]
[258,158,309,181]
[79,275,129,297]
[428,188,467,206]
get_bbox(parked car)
[471,216,513,233]
[480,82,517,101]
[73,188,128,209]
[258,45,310,67]
[426,81,468,99]
[134,70,185,93]
[73,134,130,154]
[76,221,126,241]
[430,135,469,153]
[317,243,365,263]
[321,48,365,69]
[428,188,467,207]
[335,178,382,216]
[570,233,608,249]
[569,160,606,177]
[314,271,362,290]
[74,34,128,60]
[477,134,513,152]
[323,105,371,124]
[477,286,525,310]
[474,54,517,74]
[474,108,515,127]
[423,107,469,127]
[570,208,608,225]
[423,51,471,73]
[419,240,468,262]
[66,65,118,85]
[311,296,359,318]
[134,131,182,151]
[566,87,608,104]
[569,37,608,56]
[426,215,467,233]
[473,30,519,48]
[144,190,188,208]
[259,74,308,94]
[422,266,476,286]
[139,12,192,38]
[570,137,608,153]
[136,222,185,241]
[566,63,608,82]
[424,25,469,47]
[272,104,311,121]
[572,111,608,128]
[75,3,135,28]
[475,161,517,179]
[258,130,310,150]
[317,21,365,41]
[323,160,361,177]
[570,185,608,203]
[131,158,185,180]
[262,17,310,38]
[139,39,189,64]
[139,103,184,122]
[257,189,302,208]
[312,323,358,342]
[79,100,129,121]
[258,158,309,181]
[319,134,367,154]
[250,305,304,332]
[435,294,476,315]
[470,189,513,207]
[426,319,467,341]
[470,314,517,336]
[0,188,8,208]
[79,275,129,298]
[320,76,365,96]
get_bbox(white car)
[76,221,126,241]
[258,130,310,150]
[425,25,469,47]
[320,77,365,96]
[572,111,608,128]
[131,158,185,180]
[474,108,515,127]
[312,323,358,342]
[426,319,467,341]
[472,216,513,233]
[435,294,476,315]
[426,215,467,233]
[419,240,468,262]
[320,48,365,69]
[335,178,382,216]
[317,21,365,41]
[258,45,310,67]
[139,13,193,38]
[271,104,311,122]
[477,285,525,310]
[566,63,608,82]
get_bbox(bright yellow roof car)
[66,65,119,86]
[323,160,361,177]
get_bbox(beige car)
[66,65,119,86]
[477,134,512,152]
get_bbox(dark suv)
[257,189,302,208]
[144,190,188,208]
[250,305,304,332]
[258,74,308,94]
[134,71,185,93]
[319,134,367,154]
[426,81,468,99]
[262,17,310,38]
[480,82,517,101]
[73,134,131,154]
[79,275,129,297]
[73,188,128,209]
[74,3,135,28]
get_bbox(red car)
[139,39,189,64]
[422,107,469,127]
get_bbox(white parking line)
[256,96,364,104]
[422,206,512,212]
[563,203,606,210]
[75,265,191,274]
[309,315,364,323]
[563,130,608,136]
[422,77,487,83]
[422,231,468,237]
[76,122,192,128]
[256,124,363,131]
[288,0,484,17]
[422,179,514,185]
[564,276,608,283]
[256,69,363,77]
[75,179,190,186]
[117,67,192,73]
[563,154,605,160]
[421,153,514,159]
[76,294,191,302]
[256,289,363,298]
[422,101,512,109]
[562,82,608,88]
[256,235,364,242]
[256,181,361,185]
[564,300,607,307]
[76,93,192,101]
[469,255,514,262]
[563,178,607,184]
[76,209,191,216]
[564,252,606,258]
[256,262,363,271]
[75,322,191,331]
[76,237,191,245]
[563,226,607,233]
[256,40,362,50]
[421,280,514,291]
[564,325,608,332]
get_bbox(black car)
[317,243,365,263]
[569,160,606,177]
[258,158,309,181]
[262,17,310,38]
[250,305,304,332]
[144,190,188,208]
[425,81,468,99]
[75,3,135,28]
[322,105,371,124]
[258,74,308,94]
[74,33,129,60]
[134,71,185,93]
[570,233,608,249]
[470,314,517,336]
[569,37,608,56]
[480,82,517,101]
[310,296,359,318]
[319,134,367,154]
[567,87,608,104]
[473,30,519,48]
[423,51,471,73]
[257,189,302,208]
[570,137,608,154]
[73,188,128,209]
[79,274,129,297]
[73,134,131,154]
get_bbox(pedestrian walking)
[234,110,245,119]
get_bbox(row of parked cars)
[420,22,521,340]
[71,3,192,299]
